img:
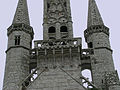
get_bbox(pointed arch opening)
[60,26,68,32]
[81,69,92,88]
[47,3,50,9]
[48,26,56,33]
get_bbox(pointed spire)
[13,0,30,25]
[87,0,104,27]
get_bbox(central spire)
[12,0,30,25]
[87,0,104,27]
[43,0,73,40]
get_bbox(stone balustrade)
[34,37,81,49]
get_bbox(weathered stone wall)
[3,48,29,90]
[26,44,85,90]
[27,67,86,90]
[3,30,32,90]
[86,32,111,49]
[109,85,120,90]
[86,31,116,89]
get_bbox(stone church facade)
[2,0,120,90]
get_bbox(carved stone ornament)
[105,71,120,86]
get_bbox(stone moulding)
[5,45,30,53]
[34,37,82,49]
[7,23,34,39]
[84,25,109,41]
[104,71,120,86]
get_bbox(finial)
[87,0,104,27]
[12,0,30,25]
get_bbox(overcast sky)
[0,0,120,89]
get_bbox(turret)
[84,0,120,89]
[3,0,34,90]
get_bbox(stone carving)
[105,71,120,86]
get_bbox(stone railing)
[34,38,81,49]
[18,67,46,89]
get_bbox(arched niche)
[60,26,68,32]
[48,26,56,33]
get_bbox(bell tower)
[43,0,73,40]
[84,0,120,90]
[3,0,34,90]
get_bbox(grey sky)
[0,0,120,90]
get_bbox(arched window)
[88,42,93,48]
[15,35,20,45]
[60,26,68,32]
[48,26,56,33]
[47,3,50,9]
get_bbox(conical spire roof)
[87,0,104,27]
[12,0,30,25]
